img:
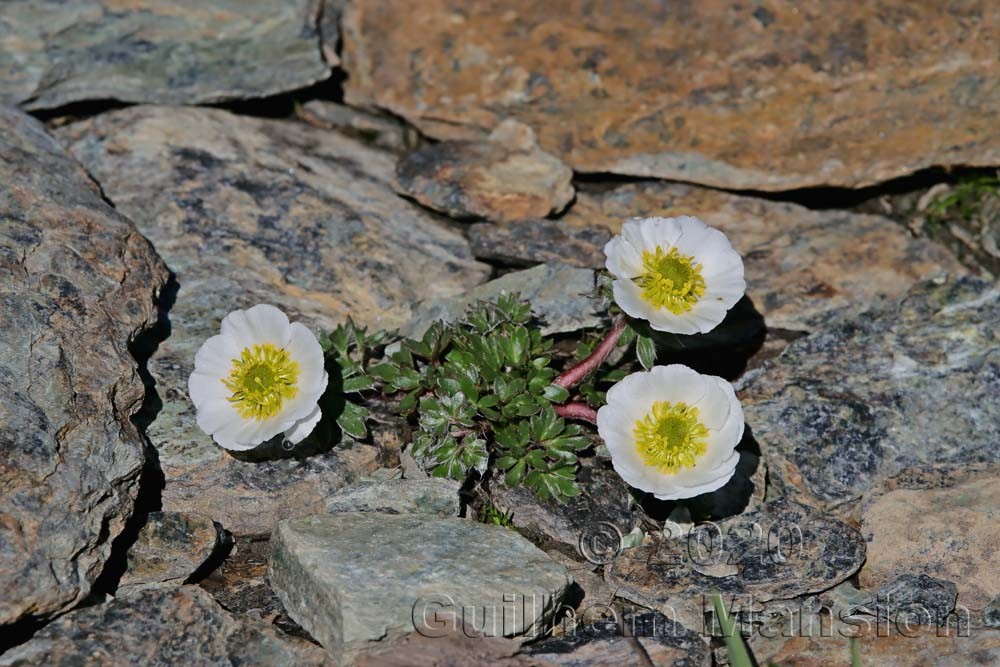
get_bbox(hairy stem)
[555,402,598,424]
[554,316,627,389]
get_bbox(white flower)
[597,365,744,500]
[604,216,745,334]
[188,304,328,451]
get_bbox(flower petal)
[221,304,292,348]
[284,405,322,444]
[604,235,643,278]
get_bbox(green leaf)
[636,334,657,370]
[336,401,369,439]
[368,362,400,383]
[341,375,374,393]
[505,458,527,487]
[710,593,754,667]
[542,383,570,404]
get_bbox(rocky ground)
[2,2,999,665]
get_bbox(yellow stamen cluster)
[635,246,706,313]
[223,343,300,420]
[633,401,709,474]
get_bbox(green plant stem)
[554,316,627,389]
[710,593,753,667]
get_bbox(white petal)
[284,405,322,444]
[604,235,643,278]
[611,278,657,323]
[221,304,292,348]
[192,333,241,379]
[188,370,229,408]
[652,452,739,500]
[643,304,705,335]
[286,323,327,398]
[195,398,239,436]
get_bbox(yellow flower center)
[634,246,706,314]
[633,401,709,474]
[223,343,300,420]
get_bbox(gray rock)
[985,595,1000,629]
[0,106,167,626]
[0,1,329,110]
[400,263,602,340]
[396,120,574,222]
[524,611,710,667]
[0,585,330,666]
[57,106,489,537]
[605,498,865,630]
[491,461,641,558]
[297,100,417,153]
[119,512,226,590]
[468,219,611,269]
[867,574,958,626]
[742,276,1000,507]
[325,478,461,517]
[269,513,573,661]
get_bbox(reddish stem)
[554,316,627,389]
[555,402,599,424]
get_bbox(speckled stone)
[119,512,225,590]
[468,219,610,269]
[342,1,1000,190]
[859,464,1000,612]
[0,106,167,626]
[563,181,965,332]
[0,585,330,666]
[605,498,865,630]
[490,461,641,558]
[325,478,461,517]
[269,513,573,661]
[0,0,329,110]
[396,120,574,222]
[869,574,958,626]
[57,106,489,537]
[524,611,710,667]
[399,262,603,340]
[741,277,1000,508]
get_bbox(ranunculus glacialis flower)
[188,304,328,451]
[597,365,744,500]
[604,216,745,335]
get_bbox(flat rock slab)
[524,611,709,667]
[563,182,965,332]
[396,120,574,222]
[0,0,329,110]
[605,498,865,630]
[400,262,602,340]
[269,513,573,661]
[0,584,330,666]
[343,1,1000,190]
[325,478,461,517]
[119,512,225,590]
[742,277,1000,508]
[859,464,1000,612]
[469,219,610,269]
[0,106,167,625]
[57,106,489,537]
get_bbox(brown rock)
[468,219,610,268]
[563,181,965,331]
[0,106,167,625]
[297,100,418,153]
[396,120,574,222]
[56,106,489,537]
[0,585,331,666]
[342,1,1000,191]
[0,0,330,110]
[119,512,225,590]
[355,630,537,667]
[859,465,1000,613]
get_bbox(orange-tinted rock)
[342,0,1000,190]
[562,182,965,331]
[396,120,574,222]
